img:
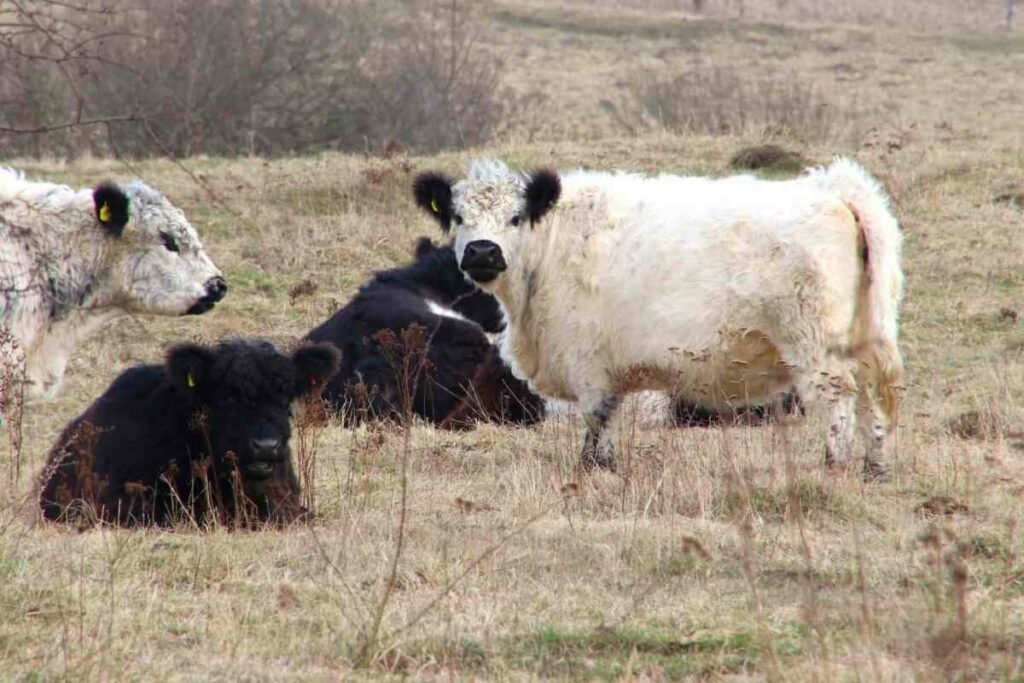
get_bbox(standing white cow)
[1,169,227,403]
[413,158,903,477]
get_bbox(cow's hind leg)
[791,358,859,472]
[580,393,620,471]
[855,373,892,481]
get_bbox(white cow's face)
[97,182,226,316]
[412,160,560,289]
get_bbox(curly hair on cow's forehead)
[463,159,528,188]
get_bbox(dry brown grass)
[4,4,1024,679]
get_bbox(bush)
[324,2,513,153]
[729,144,811,173]
[611,64,837,141]
[0,0,511,158]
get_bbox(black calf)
[305,237,544,427]
[38,338,339,526]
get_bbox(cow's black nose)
[186,276,227,315]
[204,276,228,303]
[250,437,281,458]
[461,241,507,283]
[464,240,502,264]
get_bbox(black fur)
[92,182,131,237]
[525,169,561,224]
[412,172,455,233]
[581,395,620,470]
[39,339,340,527]
[672,392,803,427]
[304,237,545,427]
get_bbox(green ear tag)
[187,372,196,389]
[430,198,440,214]
[98,202,111,223]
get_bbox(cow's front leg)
[580,393,620,470]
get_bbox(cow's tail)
[813,157,904,423]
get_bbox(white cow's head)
[412,160,560,288]
[93,181,226,315]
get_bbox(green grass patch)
[223,263,286,298]
[950,35,1024,54]
[490,5,799,45]
[725,479,846,522]
[387,625,789,679]
[509,625,767,679]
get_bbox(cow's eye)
[510,214,521,227]
[453,213,464,226]
[160,231,180,253]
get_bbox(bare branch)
[0,110,141,134]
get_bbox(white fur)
[426,299,469,322]
[0,170,222,403]
[445,158,904,468]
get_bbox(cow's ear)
[525,169,560,224]
[93,183,131,237]
[414,236,437,260]
[292,343,340,396]
[166,343,214,393]
[412,172,454,232]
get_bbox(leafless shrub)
[331,1,513,154]
[611,64,838,141]
[294,394,331,515]
[0,0,515,158]
[355,325,431,666]
[730,143,811,173]
[0,1,138,157]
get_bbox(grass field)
[3,2,1024,680]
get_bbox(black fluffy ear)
[292,343,341,396]
[412,172,454,232]
[93,182,131,237]
[166,343,215,393]
[414,236,437,260]
[525,169,561,224]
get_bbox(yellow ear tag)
[430,198,440,214]
[187,372,196,389]
[99,202,111,223]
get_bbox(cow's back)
[39,365,190,523]
[501,170,862,403]
[308,284,506,423]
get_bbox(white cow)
[413,158,903,477]
[1,169,227,403]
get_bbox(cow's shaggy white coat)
[0,169,222,403]
[432,158,904,473]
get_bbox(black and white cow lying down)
[0,169,227,404]
[38,339,339,526]
[305,237,545,427]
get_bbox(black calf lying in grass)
[305,237,545,427]
[38,338,339,527]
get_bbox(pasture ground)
[3,2,1024,679]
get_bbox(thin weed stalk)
[355,325,431,667]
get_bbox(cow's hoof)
[581,449,616,472]
[823,446,853,472]
[862,459,890,482]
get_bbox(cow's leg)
[579,393,620,470]
[856,379,891,480]
[791,359,858,471]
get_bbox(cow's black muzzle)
[186,276,228,315]
[460,240,506,284]
[243,437,284,479]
